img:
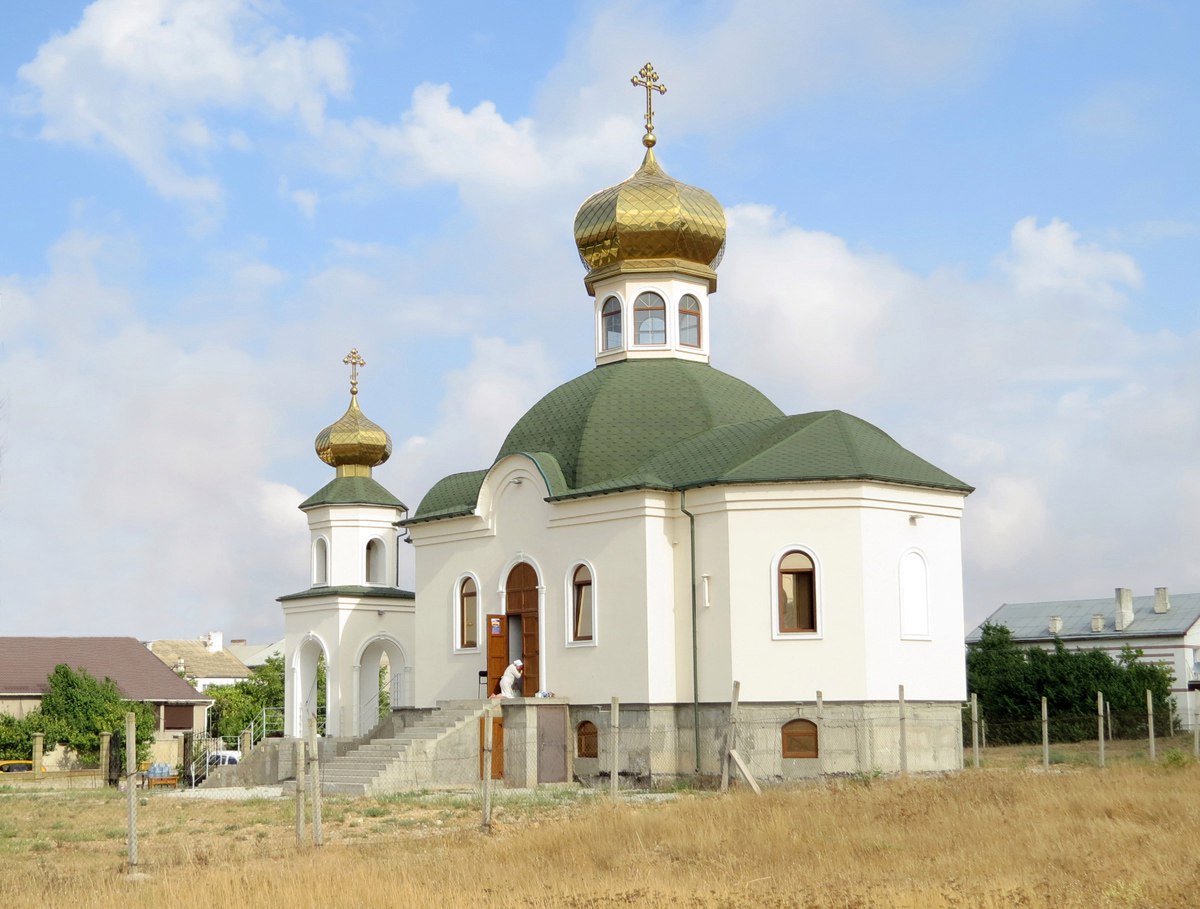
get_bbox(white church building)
[282,69,973,783]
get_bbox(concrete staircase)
[317,700,487,796]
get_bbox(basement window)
[577,721,598,758]
[782,719,818,759]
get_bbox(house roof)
[966,592,1200,643]
[0,637,209,702]
[412,359,971,522]
[144,640,251,681]
[227,640,283,668]
[299,475,406,510]
[277,585,416,602]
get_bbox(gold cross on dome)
[631,62,666,147]
[343,348,366,395]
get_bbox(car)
[186,749,241,785]
[0,760,34,773]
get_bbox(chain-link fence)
[961,690,1199,767]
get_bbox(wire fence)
[960,690,1200,768]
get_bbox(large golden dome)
[573,147,726,293]
[315,394,392,477]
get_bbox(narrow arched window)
[572,565,593,642]
[779,551,816,633]
[634,292,666,345]
[782,719,818,758]
[312,538,328,586]
[365,539,386,585]
[460,577,478,648]
[577,720,598,758]
[899,551,930,638]
[679,294,701,348]
[601,296,622,351]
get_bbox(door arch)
[503,561,540,694]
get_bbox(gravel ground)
[163,785,284,800]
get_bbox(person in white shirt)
[498,659,524,698]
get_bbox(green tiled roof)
[277,585,415,602]
[300,476,406,510]
[411,470,488,522]
[497,360,783,489]
[411,360,971,521]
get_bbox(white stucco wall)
[411,458,969,711]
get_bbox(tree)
[206,655,286,740]
[36,664,155,765]
[967,623,1175,744]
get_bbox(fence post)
[1194,710,1199,759]
[720,681,739,793]
[609,697,620,797]
[1146,689,1156,762]
[308,716,323,847]
[32,733,44,780]
[970,693,980,769]
[898,684,908,776]
[99,732,111,785]
[294,738,306,844]
[1097,691,1105,769]
[125,712,138,869]
[1041,696,1049,769]
[815,690,824,777]
[481,704,494,832]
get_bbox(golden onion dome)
[573,146,726,293]
[315,393,392,477]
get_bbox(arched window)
[779,550,816,633]
[899,551,930,638]
[365,538,386,585]
[601,296,622,351]
[634,292,666,345]
[577,720,598,758]
[678,294,702,348]
[571,565,594,642]
[459,577,478,648]
[312,538,328,586]
[782,719,818,758]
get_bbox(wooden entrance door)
[486,614,508,696]
[479,713,504,780]
[506,562,539,694]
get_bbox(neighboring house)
[281,80,973,780]
[145,632,252,692]
[0,637,213,765]
[227,638,283,669]
[966,587,1200,728]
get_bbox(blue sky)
[1,0,1198,641]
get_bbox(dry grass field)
[3,751,1199,908]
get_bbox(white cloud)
[0,229,310,638]
[1001,216,1141,308]
[17,0,350,207]
[719,204,910,399]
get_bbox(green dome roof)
[410,360,971,522]
[497,360,782,490]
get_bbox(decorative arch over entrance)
[292,634,328,737]
[355,635,412,736]
[496,561,541,694]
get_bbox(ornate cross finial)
[631,62,666,148]
[343,347,366,395]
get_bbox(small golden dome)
[573,147,726,293]
[315,394,392,476]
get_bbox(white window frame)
[770,544,823,641]
[898,549,932,641]
[564,561,598,647]
[453,572,482,654]
[364,537,387,586]
[632,291,668,347]
[311,536,329,587]
[599,295,624,352]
